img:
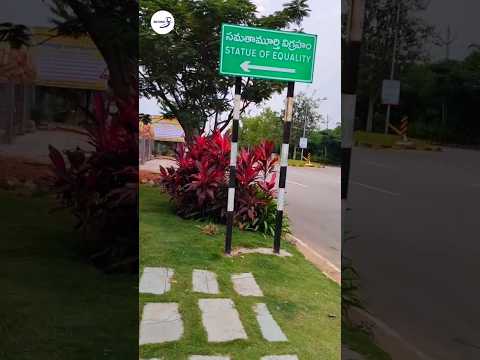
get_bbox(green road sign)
[219,24,317,83]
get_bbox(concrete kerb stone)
[189,357,231,360]
[193,269,220,294]
[231,247,292,257]
[139,303,183,345]
[198,298,248,342]
[231,273,263,297]
[253,303,287,342]
[139,267,174,295]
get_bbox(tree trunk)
[366,94,375,132]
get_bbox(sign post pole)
[225,76,242,255]
[274,81,295,254]
[219,23,316,254]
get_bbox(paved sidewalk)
[0,128,91,164]
[140,157,176,173]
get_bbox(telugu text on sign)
[220,24,317,83]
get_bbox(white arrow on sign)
[240,61,296,74]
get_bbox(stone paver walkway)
[140,267,174,295]
[232,247,292,257]
[193,269,220,294]
[232,273,264,297]
[253,303,287,342]
[139,268,300,359]
[198,298,248,342]
[139,303,183,345]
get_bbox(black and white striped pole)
[273,81,295,254]
[342,0,365,200]
[225,76,242,255]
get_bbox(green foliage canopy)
[139,0,310,138]
[239,108,283,149]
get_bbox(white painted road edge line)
[351,181,400,196]
[352,307,436,360]
[286,180,308,188]
[361,160,395,169]
[288,234,340,284]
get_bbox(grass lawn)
[288,159,324,168]
[354,131,441,151]
[140,185,341,360]
[0,191,137,360]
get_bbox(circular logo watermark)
[151,10,175,34]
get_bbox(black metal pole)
[225,76,242,254]
[342,0,365,200]
[274,81,295,254]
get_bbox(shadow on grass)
[0,191,138,360]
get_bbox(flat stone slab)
[193,269,220,294]
[140,267,174,295]
[189,357,230,360]
[254,303,287,342]
[261,356,299,360]
[198,298,247,342]
[139,303,183,345]
[231,273,263,297]
[232,247,292,257]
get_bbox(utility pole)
[300,97,326,160]
[385,0,401,134]
[342,0,366,200]
[439,25,455,61]
[300,107,308,160]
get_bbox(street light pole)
[385,0,401,134]
[301,97,327,160]
[300,108,308,160]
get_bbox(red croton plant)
[49,91,138,272]
[159,132,278,232]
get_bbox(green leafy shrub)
[49,91,138,272]
[159,134,287,237]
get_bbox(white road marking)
[361,160,395,169]
[351,181,400,196]
[286,180,308,188]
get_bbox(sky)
[140,0,342,131]
[3,0,479,128]
[421,0,480,61]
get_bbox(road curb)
[349,307,436,360]
[356,142,442,152]
[287,234,340,284]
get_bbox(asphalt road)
[345,146,480,360]
[284,166,341,269]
